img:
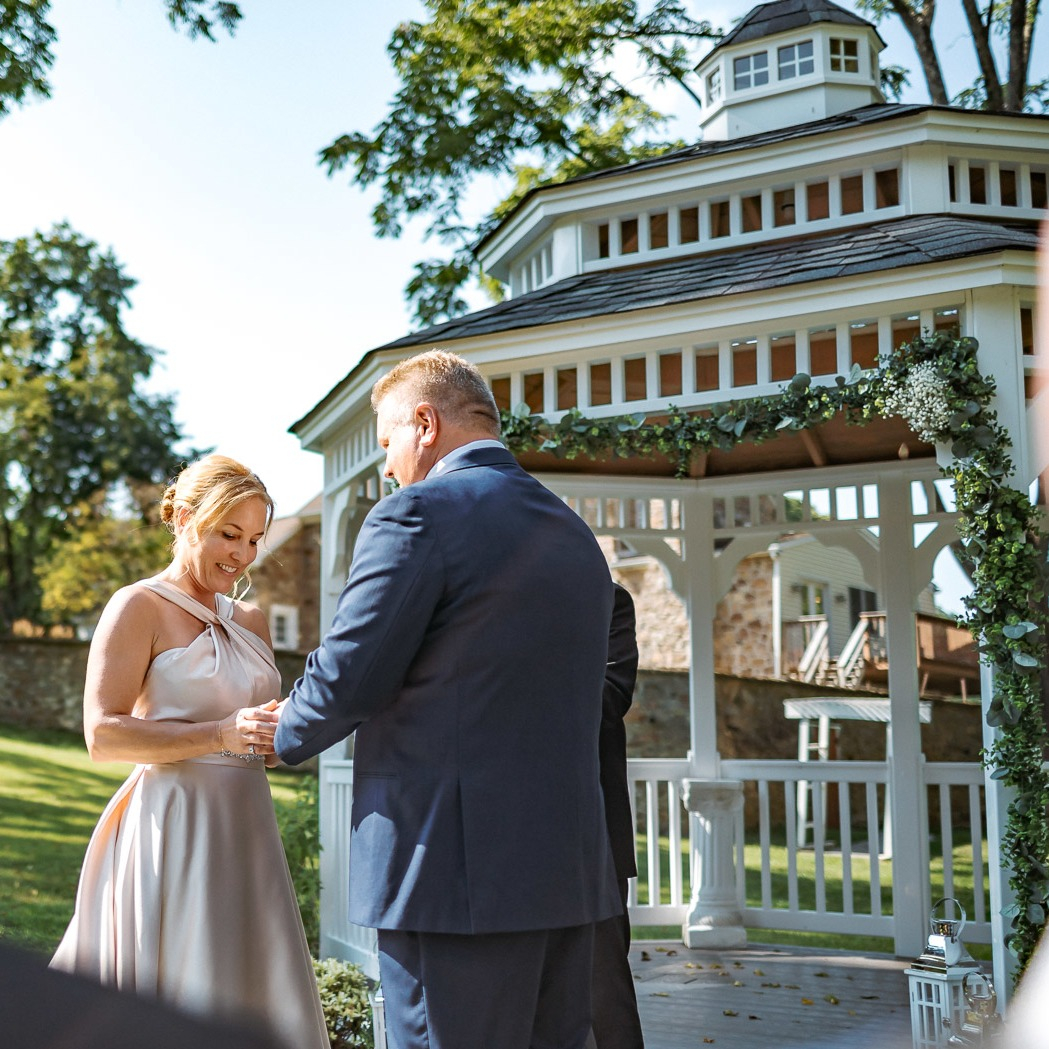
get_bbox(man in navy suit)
[589,583,645,1049]
[275,349,621,1049]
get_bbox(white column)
[681,779,747,948]
[684,490,719,776]
[878,474,931,958]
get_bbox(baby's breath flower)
[880,361,952,442]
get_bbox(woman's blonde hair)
[160,454,274,548]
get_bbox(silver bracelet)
[219,749,263,763]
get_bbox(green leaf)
[1012,651,1040,668]
[1003,622,1038,639]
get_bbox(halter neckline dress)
[50,579,329,1049]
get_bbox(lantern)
[905,898,984,1049]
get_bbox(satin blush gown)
[50,579,329,1049]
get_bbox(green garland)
[500,330,1049,977]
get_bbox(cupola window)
[829,38,859,73]
[777,40,814,79]
[707,67,722,104]
[733,50,769,90]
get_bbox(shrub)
[312,957,375,1049]
[276,770,320,954]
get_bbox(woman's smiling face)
[176,495,268,597]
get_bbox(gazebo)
[290,0,1048,1001]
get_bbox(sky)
[0,0,1038,598]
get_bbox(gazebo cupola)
[697,0,886,141]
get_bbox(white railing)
[318,759,380,980]
[795,618,830,683]
[626,758,991,945]
[836,617,870,687]
[317,756,990,966]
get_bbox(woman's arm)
[83,586,278,764]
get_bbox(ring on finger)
[248,744,256,755]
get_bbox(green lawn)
[0,722,302,956]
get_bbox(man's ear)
[415,403,440,447]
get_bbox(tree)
[323,0,1045,327]
[0,1,241,120]
[321,0,719,326]
[0,224,191,629]
[857,0,1047,112]
[36,486,172,629]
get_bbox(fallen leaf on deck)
[814,971,830,977]
[650,991,670,997]
[733,980,744,986]
[801,998,814,1005]
[723,1009,738,1017]
[641,951,651,961]
[752,969,765,975]
[824,995,839,1005]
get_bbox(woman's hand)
[217,698,281,756]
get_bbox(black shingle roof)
[385,216,1039,350]
[293,215,1038,433]
[711,0,876,56]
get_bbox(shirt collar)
[428,439,506,478]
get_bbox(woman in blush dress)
[51,454,329,1049]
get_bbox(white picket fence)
[317,755,991,973]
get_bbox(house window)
[556,367,577,411]
[948,164,957,202]
[597,223,610,258]
[707,67,722,104]
[840,174,864,214]
[649,211,669,249]
[773,187,796,227]
[733,50,769,90]
[778,40,814,79]
[848,587,878,628]
[624,357,647,401]
[770,334,797,382]
[270,604,299,652]
[695,345,719,391]
[1000,168,1018,207]
[799,582,827,618]
[523,371,544,413]
[875,168,900,208]
[490,376,511,411]
[621,217,639,254]
[589,362,612,406]
[710,199,731,237]
[659,351,683,397]
[807,180,830,220]
[680,206,700,243]
[829,38,859,73]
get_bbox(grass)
[0,722,302,956]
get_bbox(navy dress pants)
[377,923,595,1049]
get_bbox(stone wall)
[0,637,307,733]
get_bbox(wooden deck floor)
[631,940,913,1049]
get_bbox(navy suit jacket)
[275,445,622,935]
[601,584,639,882]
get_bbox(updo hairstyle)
[160,455,274,547]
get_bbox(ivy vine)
[500,330,1049,977]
